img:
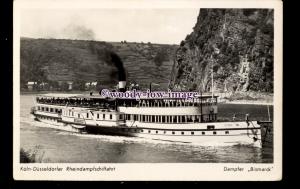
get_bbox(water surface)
[20,95,273,163]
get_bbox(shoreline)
[219,100,273,106]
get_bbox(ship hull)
[33,114,86,133]
[132,131,261,147]
[85,125,261,147]
[33,113,262,148]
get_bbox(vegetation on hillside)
[169,9,274,93]
[20,38,178,91]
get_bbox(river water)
[20,95,273,163]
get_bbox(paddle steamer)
[30,80,266,148]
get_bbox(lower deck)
[33,113,262,147]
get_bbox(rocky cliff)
[169,9,274,93]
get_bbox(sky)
[20,8,200,44]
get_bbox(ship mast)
[211,46,219,100]
[211,54,214,99]
[267,105,271,121]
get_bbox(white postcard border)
[13,0,283,181]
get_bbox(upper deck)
[34,93,219,122]
[35,93,218,109]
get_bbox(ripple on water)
[19,95,273,163]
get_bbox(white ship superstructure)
[31,91,264,147]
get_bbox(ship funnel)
[119,81,126,92]
[119,81,126,88]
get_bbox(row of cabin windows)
[121,129,230,135]
[137,100,217,107]
[122,114,217,123]
[37,106,61,113]
[94,113,113,120]
[38,115,56,121]
[64,110,114,120]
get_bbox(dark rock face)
[169,9,274,93]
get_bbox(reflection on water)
[20,95,273,163]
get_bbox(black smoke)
[104,50,126,81]
[90,42,126,82]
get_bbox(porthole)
[156,131,158,134]
[191,132,194,135]
[213,131,217,135]
[164,131,166,134]
[181,132,184,135]
[202,132,205,135]
[172,131,175,135]
[225,131,229,134]
[148,130,151,133]
[141,129,144,132]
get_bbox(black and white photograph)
[13,0,282,181]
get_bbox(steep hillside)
[169,9,274,93]
[20,38,178,90]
